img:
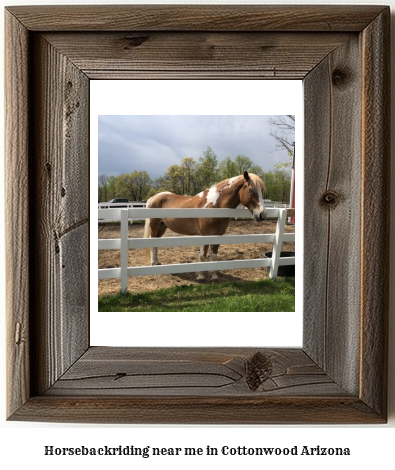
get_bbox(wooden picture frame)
[5,5,390,424]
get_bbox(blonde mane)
[247,173,265,193]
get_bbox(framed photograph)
[93,81,301,336]
[5,5,389,423]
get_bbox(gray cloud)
[98,115,292,178]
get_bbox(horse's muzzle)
[253,210,267,222]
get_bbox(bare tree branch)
[268,115,295,158]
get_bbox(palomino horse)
[144,170,267,281]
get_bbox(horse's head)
[239,171,267,222]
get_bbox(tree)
[268,115,295,168]
[164,164,184,194]
[263,169,291,203]
[217,156,238,180]
[130,170,152,201]
[234,154,254,174]
[249,164,264,177]
[158,159,199,195]
[106,175,117,200]
[98,174,108,202]
[180,157,199,195]
[147,176,168,198]
[197,146,218,188]
[114,173,135,200]
[114,170,152,201]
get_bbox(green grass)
[98,278,295,312]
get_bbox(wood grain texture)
[360,9,390,418]
[46,347,345,397]
[42,32,350,80]
[9,348,381,424]
[303,56,331,369]
[5,10,30,418]
[304,35,362,395]
[10,396,383,425]
[5,5,386,32]
[29,34,90,395]
[5,5,389,424]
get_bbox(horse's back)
[147,192,203,235]
[147,191,206,209]
[146,190,230,236]
[147,191,177,208]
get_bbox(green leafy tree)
[106,175,117,200]
[114,173,134,200]
[197,146,218,189]
[130,170,152,201]
[180,157,199,195]
[250,164,264,177]
[217,156,238,180]
[263,169,291,203]
[234,154,254,174]
[147,176,168,198]
[114,170,152,201]
[164,164,184,194]
[98,174,108,202]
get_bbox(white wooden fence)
[98,202,147,223]
[98,207,295,293]
[98,202,147,210]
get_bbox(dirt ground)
[98,220,295,296]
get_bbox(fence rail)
[98,207,295,293]
[98,202,147,210]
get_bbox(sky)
[98,114,293,179]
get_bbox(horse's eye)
[248,188,253,194]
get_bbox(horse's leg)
[209,244,220,280]
[152,221,167,265]
[196,245,209,281]
[146,219,167,266]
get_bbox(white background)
[91,79,304,348]
[1,1,394,469]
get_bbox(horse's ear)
[243,170,250,182]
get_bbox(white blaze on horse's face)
[239,172,267,222]
[254,188,267,221]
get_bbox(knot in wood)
[332,68,348,87]
[246,351,273,391]
[321,190,340,208]
[123,35,149,49]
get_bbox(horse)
[143,170,268,281]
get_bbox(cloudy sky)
[98,115,293,179]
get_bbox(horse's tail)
[143,217,151,263]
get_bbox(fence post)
[269,208,287,279]
[120,209,129,293]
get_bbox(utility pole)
[289,142,295,225]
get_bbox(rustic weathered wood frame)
[5,5,390,424]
